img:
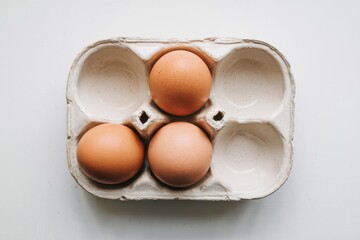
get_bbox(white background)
[1,0,359,239]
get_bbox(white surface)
[0,0,359,239]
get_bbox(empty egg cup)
[66,37,295,200]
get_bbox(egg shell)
[77,123,144,184]
[66,37,295,201]
[148,122,212,188]
[149,50,212,116]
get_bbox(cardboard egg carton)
[66,37,295,200]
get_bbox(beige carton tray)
[66,37,295,200]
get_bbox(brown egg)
[77,123,144,184]
[149,50,212,116]
[148,122,212,187]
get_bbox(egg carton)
[66,37,295,200]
